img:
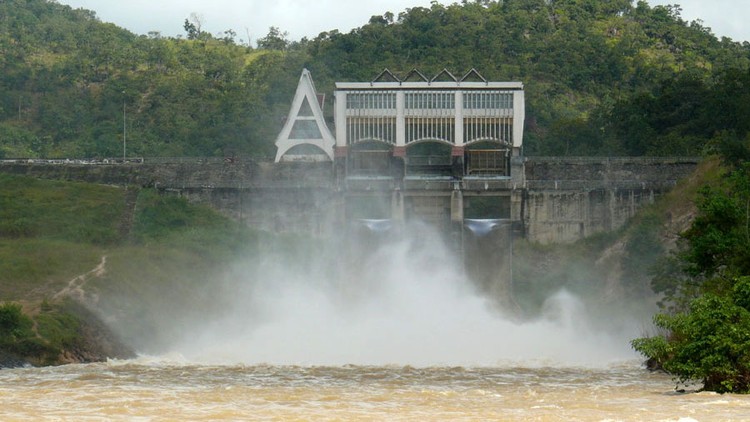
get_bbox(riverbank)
[0,299,135,368]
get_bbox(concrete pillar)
[512,90,525,150]
[391,189,405,221]
[334,92,347,148]
[451,146,464,179]
[396,91,406,147]
[392,146,406,181]
[454,91,464,146]
[582,190,590,238]
[451,189,464,222]
[510,155,525,184]
[334,146,348,188]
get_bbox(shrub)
[632,276,750,393]
[0,302,33,341]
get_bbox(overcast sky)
[54,0,750,44]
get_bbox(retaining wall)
[0,157,700,243]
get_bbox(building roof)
[337,68,522,90]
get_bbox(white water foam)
[171,223,642,367]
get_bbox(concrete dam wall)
[521,157,698,243]
[0,157,699,244]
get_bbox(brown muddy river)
[2,359,749,421]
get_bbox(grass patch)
[35,304,81,351]
[132,189,258,259]
[0,239,103,301]
[0,302,59,365]
[0,175,262,362]
[0,174,123,244]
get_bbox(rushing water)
[2,359,750,421]
[6,224,748,420]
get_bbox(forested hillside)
[1,0,749,158]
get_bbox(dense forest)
[1,0,750,159]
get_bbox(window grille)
[346,92,396,109]
[346,117,397,144]
[463,118,513,144]
[463,91,513,110]
[405,92,455,109]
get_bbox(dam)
[0,69,699,306]
[0,69,699,245]
[269,68,697,244]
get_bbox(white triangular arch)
[274,69,335,162]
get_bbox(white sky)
[54,0,750,44]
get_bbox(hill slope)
[0,174,259,366]
[1,0,749,158]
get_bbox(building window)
[463,92,513,110]
[346,92,396,110]
[405,92,455,109]
[405,118,455,144]
[463,117,513,144]
[347,117,396,144]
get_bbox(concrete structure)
[0,156,699,244]
[0,69,702,245]
[275,68,526,170]
[275,68,527,231]
[274,69,335,163]
[0,68,701,305]
[333,68,524,179]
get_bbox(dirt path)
[52,256,107,303]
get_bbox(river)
[6,226,748,420]
[1,359,749,421]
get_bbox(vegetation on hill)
[1,0,749,159]
[0,174,259,365]
[632,147,750,393]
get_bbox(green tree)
[633,161,750,393]
[0,302,32,342]
[257,27,289,50]
[683,165,750,277]
[183,19,199,40]
[2,0,750,159]
[632,277,750,393]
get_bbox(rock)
[0,350,29,369]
